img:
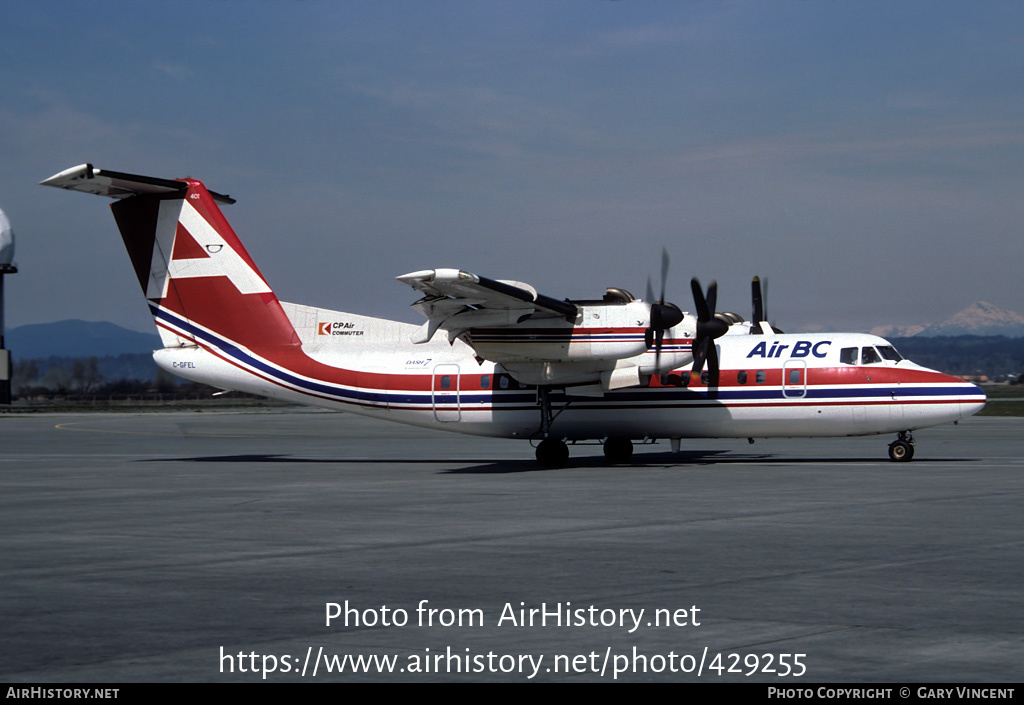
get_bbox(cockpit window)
[861,347,881,364]
[840,347,858,365]
[877,345,903,362]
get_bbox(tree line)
[11,354,210,398]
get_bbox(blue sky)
[2,1,1022,335]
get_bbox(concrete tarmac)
[1,409,1022,683]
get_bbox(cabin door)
[432,364,461,422]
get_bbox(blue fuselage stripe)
[152,304,981,410]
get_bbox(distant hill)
[871,302,1024,338]
[6,319,160,360]
[889,336,1024,379]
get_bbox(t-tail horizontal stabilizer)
[40,164,236,204]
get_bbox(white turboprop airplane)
[41,164,986,466]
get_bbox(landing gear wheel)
[536,439,569,467]
[888,440,915,462]
[603,437,634,463]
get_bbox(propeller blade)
[691,336,708,375]
[691,278,710,322]
[705,280,717,319]
[706,341,720,388]
[691,335,721,388]
[752,276,764,325]
[659,247,670,304]
[762,276,769,323]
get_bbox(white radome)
[0,208,13,266]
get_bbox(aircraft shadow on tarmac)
[443,452,972,474]
[148,451,973,474]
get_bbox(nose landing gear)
[888,431,915,462]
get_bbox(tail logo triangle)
[147,200,272,300]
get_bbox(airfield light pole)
[0,208,17,405]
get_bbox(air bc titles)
[746,340,830,359]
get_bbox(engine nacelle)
[467,299,652,364]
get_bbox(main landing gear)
[532,386,640,467]
[888,431,915,462]
[603,437,634,463]
[534,437,635,467]
[534,386,569,467]
[536,438,569,467]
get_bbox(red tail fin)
[42,165,299,351]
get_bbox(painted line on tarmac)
[54,418,258,438]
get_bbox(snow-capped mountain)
[871,302,1024,338]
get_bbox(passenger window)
[737,370,748,385]
[480,375,490,389]
[788,369,800,384]
[660,373,685,387]
[840,347,858,365]
[680,372,690,387]
[499,375,510,389]
[440,375,451,389]
[700,371,709,385]
[756,370,766,384]
[861,347,881,364]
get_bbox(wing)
[398,268,700,392]
[397,268,577,344]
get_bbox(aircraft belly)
[537,390,978,440]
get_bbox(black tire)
[536,439,569,467]
[603,437,634,463]
[888,440,914,462]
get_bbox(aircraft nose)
[959,381,987,418]
[938,372,986,419]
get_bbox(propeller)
[644,248,684,369]
[750,275,783,334]
[690,278,729,388]
[751,275,764,333]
